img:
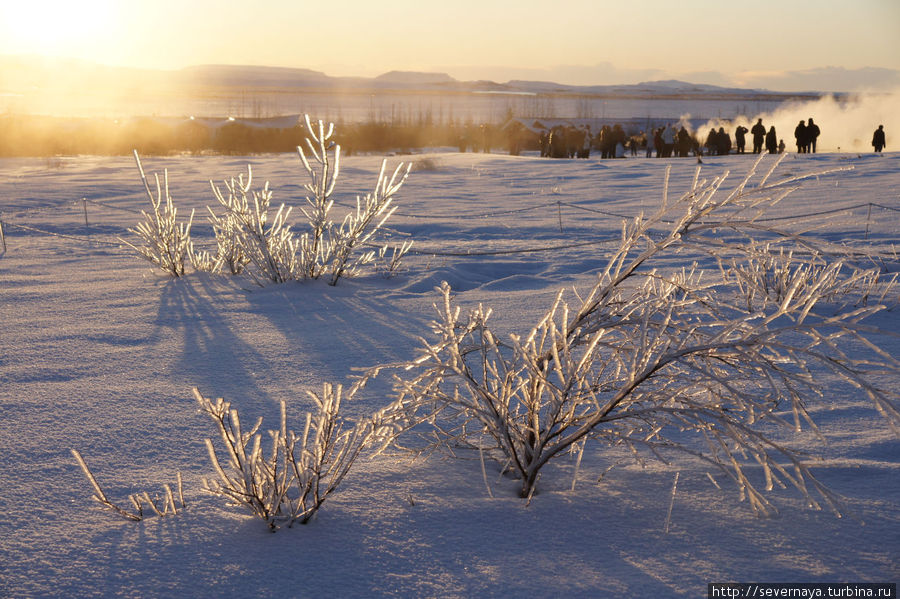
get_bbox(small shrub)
[120,151,194,277]
[126,116,412,285]
[194,385,379,530]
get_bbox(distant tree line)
[0,114,528,157]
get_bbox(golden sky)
[1,0,898,90]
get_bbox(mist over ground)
[693,89,898,153]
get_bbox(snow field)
[0,150,898,597]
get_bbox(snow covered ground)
[1,149,898,597]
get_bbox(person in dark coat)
[612,124,627,158]
[794,120,808,153]
[676,126,692,157]
[751,118,766,154]
[806,118,820,153]
[716,127,732,156]
[539,131,550,157]
[734,125,748,153]
[579,126,592,159]
[549,126,567,158]
[653,128,664,158]
[566,126,580,159]
[705,129,718,156]
[872,125,886,152]
[765,126,778,154]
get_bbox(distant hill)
[374,71,456,85]
[175,64,331,88]
[0,55,824,102]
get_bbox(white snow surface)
[1,149,898,597]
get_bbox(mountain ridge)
[0,54,830,98]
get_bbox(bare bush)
[120,151,194,277]
[726,243,897,311]
[385,156,900,514]
[296,116,341,279]
[194,385,380,531]
[325,160,411,285]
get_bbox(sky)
[1,0,899,92]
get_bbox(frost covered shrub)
[191,170,252,275]
[726,244,897,311]
[205,166,304,285]
[294,116,411,285]
[386,156,900,513]
[194,384,390,531]
[180,116,411,285]
[374,240,415,278]
[120,151,194,277]
[196,116,412,285]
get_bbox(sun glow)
[0,0,119,57]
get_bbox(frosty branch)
[72,449,185,521]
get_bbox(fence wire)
[1,194,898,260]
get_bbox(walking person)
[751,118,766,154]
[806,118,820,153]
[872,125,886,152]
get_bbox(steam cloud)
[690,89,898,153]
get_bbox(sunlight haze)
[1,0,898,91]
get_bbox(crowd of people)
[538,124,630,159]
[530,118,888,159]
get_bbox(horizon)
[1,1,899,94]
[2,52,855,93]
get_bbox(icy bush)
[194,384,391,531]
[324,159,411,285]
[120,152,194,277]
[208,167,303,285]
[126,117,411,285]
[294,115,411,285]
[384,155,900,513]
[191,171,252,275]
[374,240,415,278]
[726,244,897,311]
